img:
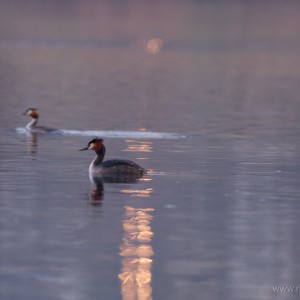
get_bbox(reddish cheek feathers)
[30,111,38,118]
[93,141,103,151]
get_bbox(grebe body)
[80,138,145,177]
[22,108,57,133]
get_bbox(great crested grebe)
[22,108,57,133]
[79,138,145,177]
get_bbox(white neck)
[26,118,38,130]
[89,156,97,174]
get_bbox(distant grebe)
[22,108,57,133]
[79,138,145,177]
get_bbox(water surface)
[1,1,300,300]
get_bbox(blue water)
[1,1,300,300]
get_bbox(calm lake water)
[1,1,300,299]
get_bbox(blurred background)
[1,1,300,299]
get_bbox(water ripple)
[15,128,186,139]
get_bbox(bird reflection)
[88,173,147,206]
[26,132,38,157]
[119,206,155,300]
[88,177,104,206]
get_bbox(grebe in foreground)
[79,138,146,177]
[22,108,57,133]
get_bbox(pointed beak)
[79,145,89,151]
[22,111,27,116]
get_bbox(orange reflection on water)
[124,140,153,153]
[121,188,153,198]
[119,206,155,300]
[138,178,152,182]
[145,38,163,54]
